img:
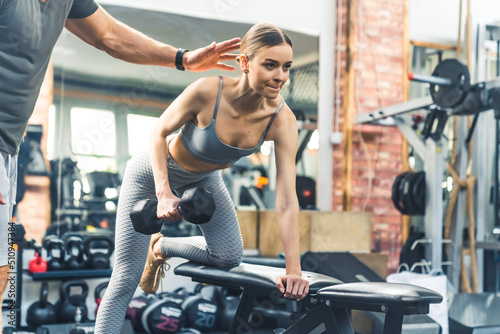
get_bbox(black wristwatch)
[175,48,189,71]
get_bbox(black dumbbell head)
[179,188,216,224]
[130,199,163,235]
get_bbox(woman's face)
[245,43,293,99]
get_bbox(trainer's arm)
[65,6,240,71]
[272,106,310,301]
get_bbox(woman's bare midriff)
[168,135,233,173]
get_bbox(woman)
[95,23,309,334]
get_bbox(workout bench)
[174,261,443,334]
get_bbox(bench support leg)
[229,289,261,333]
[383,310,404,334]
[282,304,355,334]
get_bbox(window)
[71,107,116,156]
[127,114,158,156]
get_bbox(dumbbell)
[130,187,216,235]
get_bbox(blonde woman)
[95,23,309,333]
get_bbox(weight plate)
[430,59,470,108]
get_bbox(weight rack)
[8,224,112,332]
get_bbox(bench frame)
[174,262,442,334]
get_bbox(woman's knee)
[212,246,243,268]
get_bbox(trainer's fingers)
[214,38,241,53]
[216,63,237,71]
[219,53,239,61]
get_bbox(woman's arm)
[271,105,310,301]
[149,79,211,220]
[65,6,240,71]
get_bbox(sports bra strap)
[261,99,285,140]
[212,76,224,120]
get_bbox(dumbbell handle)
[408,73,453,86]
[147,199,196,223]
[150,199,207,225]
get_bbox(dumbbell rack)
[13,234,112,331]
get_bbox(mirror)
[45,4,320,235]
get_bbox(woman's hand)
[276,274,310,301]
[156,193,182,222]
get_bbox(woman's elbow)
[276,198,299,214]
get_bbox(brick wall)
[334,0,406,273]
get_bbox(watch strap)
[175,48,189,71]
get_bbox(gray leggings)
[94,148,243,334]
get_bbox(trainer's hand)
[157,193,182,222]
[0,192,5,205]
[276,275,310,301]
[184,38,241,72]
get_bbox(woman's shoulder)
[269,98,296,131]
[275,98,295,121]
[185,76,224,101]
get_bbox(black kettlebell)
[84,236,114,270]
[56,280,89,323]
[45,237,66,271]
[66,236,87,270]
[26,281,57,329]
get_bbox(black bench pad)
[317,282,443,307]
[174,261,343,293]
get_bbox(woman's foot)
[139,233,170,294]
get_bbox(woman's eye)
[284,65,291,71]
[265,63,275,69]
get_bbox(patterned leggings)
[94,147,243,334]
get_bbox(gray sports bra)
[179,76,284,165]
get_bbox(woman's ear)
[239,54,249,73]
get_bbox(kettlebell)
[84,236,114,270]
[26,281,57,329]
[94,281,108,316]
[66,236,87,270]
[56,280,89,323]
[45,237,66,271]
[29,244,47,274]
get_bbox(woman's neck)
[229,76,267,113]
